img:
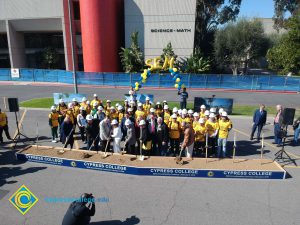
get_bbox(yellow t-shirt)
[90,99,101,107]
[118,112,124,123]
[155,109,163,117]
[66,110,75,124]
[49,112,59,127]
[218,120,232,139]
[73,105,80,117]
[168,121,181,139]
[135,110,145,120]
[110,112,119,121]
[0,112,7,126]
[143,104,151,115]
[205,120,219,136]
[163,112,171,124]
[200,112,205,118]
[194,124,206,142]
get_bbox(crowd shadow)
[226,141,270,157]
[90,216,140,225]
[0,145,47,187]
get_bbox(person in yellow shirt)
[192,112,200,129]
[204,110,210,122]
[66,103,75,125]
[85,101,92,114]
[117,105,124,123]
[180,109,190,124]
[168,114,181,156]
[187,109,194,124]
[199,105,206,118]
[0,108,11,143]
[155,102,163,117]
[143,97,152,116]
[80,97,88,109]
[163,105,171,124]
[110,106,119,121]
[135,103,146,120]
[49,106,59,143]
[205,113,219,155]
[218,111,232,158]
[104,100,112,114]
[72,98,80,119]
[90,94,102,108]
[56,99,68,125]
[194,118,206,156]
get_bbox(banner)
[53,93,87,105]
[11,68,20,78]
[194,97,234,114]
[124,94,154,104]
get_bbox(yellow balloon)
[182,84,185,88]
[175,84,179,88]
[135,87,139,91]
[176,78,180,83]
[135,82,139,86]
[142,79,146,83]
[173,68,178,72]
[144,69,148,73]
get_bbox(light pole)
[67,0,78,94]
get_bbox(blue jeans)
[274,123,282,144]
[217,138,227,158]
[294,126,300,144]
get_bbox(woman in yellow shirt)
[168,114,181,156]
[205,113,219,155]
[163,105,171,124]
[218,112,232,158]
[0,108,11,143]
[194,118,206,157]
[49,106,59,142]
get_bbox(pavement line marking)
[283,165,300,169]
[3,97,7,110]
[233,128,300,159]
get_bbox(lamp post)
[67,0,78,94]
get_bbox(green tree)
[214,19,269,75]
[160,42,177,65]
[42,47,59,69]
[273,0,299,30]
[194,0,242,56]
[119,32,144,73]
[267,14,300,75]
[179,48,210,73]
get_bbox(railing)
[0,68,300,92]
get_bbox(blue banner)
[16,153,285,180]
[53,93,87,105]
[124,94,154,104]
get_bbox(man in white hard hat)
[217,111,232,158]
[192,112,200,129]
[194,118,206,156]
[99,114,111,152]
[187,109,194,124]
[124,119,136,154]
[111,119,122,153]
[143,97,152,116]
[85,115,100,151]
[91,94,101,108]
[91,102,99,116]
[168,114,181,156]
[94,106,105,122]
[104,100,112,114]
[155,102,163,117]
[135,102,145,120]
[200,105,206,118]
[163,105,171,124]
[205,113,219,155]
[204,110,210,121]
[49,106,59,143]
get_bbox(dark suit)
[274,112,284,144]
[156,123,169,156]
[250,109,267,140]
[147,118,158,155]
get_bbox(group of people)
[48,93,233,159]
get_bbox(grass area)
[20,97,299,117]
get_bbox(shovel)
[101,138,111,159]
[175,147,185,165]
[58,127,74,155]
[139,140,144,161]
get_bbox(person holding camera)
[62,193,95,225]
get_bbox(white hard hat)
[171,114,177,119]
[129,90,133,95]
[111,119,118,125]
[199,118,205,124]
[193,112,199,117]
[139,120,146,126]
[219,108,224,114]
[115,103,120,107]
[130,100,135,105]
[221,111,228,117]
[82,97,87,102]
[106,100,111,103]
[163,100,167,103]
[146,97,150,100]
[210,108,216,113]
[68,103,74,109]
[97,106,103,110]
[86,101,90,105]
[59,99,64,103]
[209,113,215,118]
[200,105,206,109]
[128,108,133,112]
[156,102,161,105]
[51,106,56,110]
[164,105,169,110]
[86,115,93,121]
[72,98,77,102]
[178,109,182,115]
[79,106,85,111]
[117,105,123,111]
[124,99,128,102]
[93,102,98,107]
[182,109,187,115]
[110,106,115,110]
[138,102,142,107]
[125,119,131,126]
[204,110,210,116]
[172,107,178,113]
[93,94,98,97]
[150,108,155,113]
[188,109,193,114]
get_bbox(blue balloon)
[178,82,182,86]
[147,70,151,75]
[138,85,142,88]
[169,68,173,73]
[172,77,176,81]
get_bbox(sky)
[238,0,274,18]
